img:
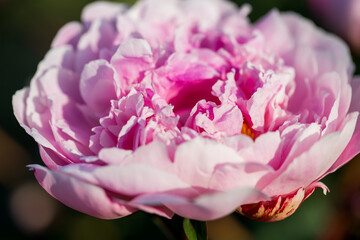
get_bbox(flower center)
[241,122,255,140]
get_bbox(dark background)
[1,0,359,239]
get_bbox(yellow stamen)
[241,122,255,140]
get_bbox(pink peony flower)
[308,0,360,54]
[13,0,360,222]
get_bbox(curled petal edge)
[237,182,328,222]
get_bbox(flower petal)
[80,60,118,116]
[29,164,135,219]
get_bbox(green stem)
[183,218,208,240]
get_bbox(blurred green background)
[1,0,359,239]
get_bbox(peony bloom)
[13,0,360,222]
[308,0,360,54]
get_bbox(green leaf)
[183,218,207,240]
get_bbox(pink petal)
[262,112,357,196]
[326,77,360,173]
[51,22,83,48]
[209,162,272,191]
[80,60,118,116]
[59,163,190,196]
[131,188,268,221]
[110,38,153,87]
[174,137,244,187]
[38,67,83,104]
[255,10,294,56]
[76,20,116,72]
[39,146,71,169]
[36,46,76,74]
[81,1,127,24]
[238,131,282,166]
[13,88,30,131]
[29,164,135,219]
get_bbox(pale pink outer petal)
[14,83,89,167]
[262,112,358,196]
[98,147,132,165]
[99,140,174,171]
[51,22,83,48]
[13,89,62,157]
[326,77,360,173]
[47,95,93,158]
[13,88,30,132]
[81,1,127,24]
[181,0,237,31]
[173,137,244,187]
[49,97,92,146]
[98,139,269,220]
[237,131,282,165]
[76,20,116,72]
[319,72,351,136]
[39,146,71,169]
[29,164,135,219]
[224,131,282,167]
[120,197,174,219]
[36,46,76,74]
[275,123,322,171]
[281,12,354,79]
[25,65,94,161]
[130,188,268,221]
[124,0,182,47]
[256,10,354,117]
[37,67,83,106]
[59,163,191,196]
[255,10,294,56]
[209,162,272,191]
